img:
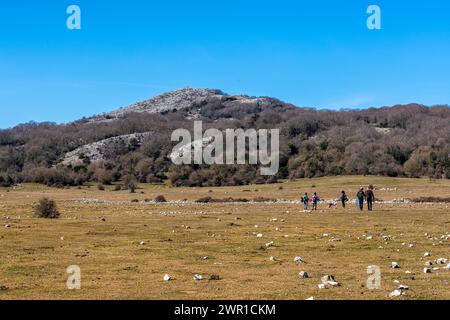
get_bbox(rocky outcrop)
[61,132,152,166]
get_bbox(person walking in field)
[302,193,309,210]
[356,187,366,211]
[340,190,348,208]
[365,185,375,211]
[312,192,320,210]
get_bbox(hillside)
[0,88,449,187]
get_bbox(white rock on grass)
[193,274,203,281]
[423,268,432,274]
[444,263,450,270]
[389,289,404,298]
[256,233,263,238]
[424,252,431,257]
[305,296,315,300]
[265,241,274,248]
[163,274,171,281]
[321,275,340,287]
[436,258,448,265]
[294,256,305,264]
[391,262,400,269]
[317,284,326,289]
[299,271,309,278]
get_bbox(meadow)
[0,176,449,300]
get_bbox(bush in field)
[97,184,105,191]
[196,197,213,203]
[34,198,60,219]
[124,175,138,193]
[113,185,122,191]
[154,195,167,203]
[0,175,14,187]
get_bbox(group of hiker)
[301,185,376,211]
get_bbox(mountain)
[0,88,449,188]
[87,88,296,123]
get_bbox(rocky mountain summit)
[90,88,293,122]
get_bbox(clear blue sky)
[1,0,450,128]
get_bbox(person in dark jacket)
[365,185,375,211]
[340,191,348,208]
[356,187,366,211]
[312,192,320,210]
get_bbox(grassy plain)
[0,176,449,300]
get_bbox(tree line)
[0,97,449,187]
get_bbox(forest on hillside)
[0,97,449,188]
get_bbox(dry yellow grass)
[0,176,449,300]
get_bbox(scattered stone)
[163,274,171,281]
[256,233,263,238]
[436,258,448,265]
[266,241,274,248]
[321,275,340,287]
[389,289,404,298]
[391,262,400,269]
[306,296,315,300]
[299,271,309,278]
[443,263,450,270]
[317,284,326,289]
[193,274,203,281]
[424,252,431,257]
[423,268,432,274]
[424,261,433,266]
[398,284,409,290]
[140,241,146,246]
[4,224,10,228]
[294,256,305,264]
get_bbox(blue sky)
[1,0,450,128]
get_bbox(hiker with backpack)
[312,192,320,210]
[356,187,366,211]
[302,193,309,210]
[340,190,348,208]
[365,185,375,211]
